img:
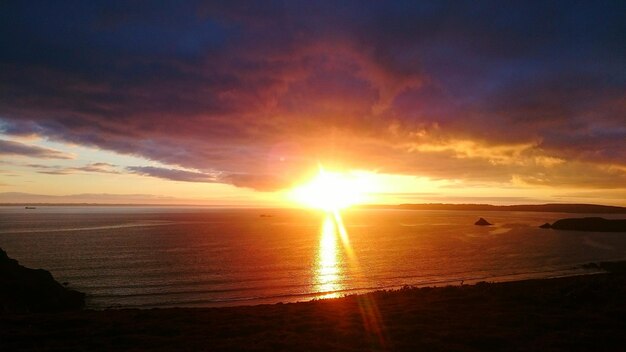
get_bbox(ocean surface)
[1,206,626,309]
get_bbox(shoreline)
[89,264,610,310]
[3,263,626,351]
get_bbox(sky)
[1,1,625,206]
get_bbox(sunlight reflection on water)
[315,214,343,298]
[3,207,626,309]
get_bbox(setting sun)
[291,169,373,210]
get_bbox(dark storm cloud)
[0,139,73,159]
[0,1,625,190]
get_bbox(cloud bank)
[0,1,625,190]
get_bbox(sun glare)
[291,169,372,210]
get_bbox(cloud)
[222,173,288,191]
[28,162,120,175]
[73,162,120,174]
[126,165,286,191]
[127,166,218,183]
[0,1,625,190]
[0,139,73,159]
[511,162,626,189]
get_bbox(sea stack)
[475,218,492,226]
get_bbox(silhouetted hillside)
[369,203,626,214]
[544,217,626,232]
[0,248,84,314]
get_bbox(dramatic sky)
[1,1,625,206]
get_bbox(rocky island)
[541,217,626,232]
[474,217,492,226]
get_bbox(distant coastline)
[360,203,626,214]
[2,202,626,213]
[0,203,235,207]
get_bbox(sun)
[291,169,372,210]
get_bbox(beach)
[2,265,625,351]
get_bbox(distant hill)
[0,192,181,205]
[0,192,215,206]
[2,192,625,213]
[364,203,626,214]
[0,192,272,207]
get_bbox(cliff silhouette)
[543,217,626,232]
[0,248,84,314]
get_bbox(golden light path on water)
[314,210,387,348]
[315,213,343,298]
[314,210,358,293]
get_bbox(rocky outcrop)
[544,217,626,232]
[539,223,551,229]
[0,248,85,314]
[474,218,492,226]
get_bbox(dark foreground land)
[2,263,626,351]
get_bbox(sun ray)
[311,208,388,347]
[295,166,386,346]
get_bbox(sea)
[1,206,625,309]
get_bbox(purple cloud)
[0,1,624,190]
[126,166,218,183]
[0,139,72,159]
[126,165,286,191]
[29,162,120,175]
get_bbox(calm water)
[1,206,626,309]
